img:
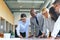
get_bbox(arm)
[30,19,34,36]
[26,27,28,38]
[51,16,60,38]
[40,19,47,38]
[37,15,46,38]
[26,20,30,38]
[16,23,23,38]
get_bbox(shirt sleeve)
[16,22,20,37]
[25,19,30,38]
[42,19,47,33]
[37,13,43,31]
[51,16,60,38]
[26,27,29,38]
[30,19,34,35]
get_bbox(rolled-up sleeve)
[26,20,30,38]
[16,23,20,37]
[51,16,60,38]
[26,27,28,38]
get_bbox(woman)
[41,8,55,38]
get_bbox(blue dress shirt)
[16,19,30,38]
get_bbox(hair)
[42,7,49,12]
[21,14,26,18]
[49,7,59,21]
[30,8,34,13]
[53,0,60,5]
[42,8,46,12]
[49,7,55,14]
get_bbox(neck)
[33,14,36,17]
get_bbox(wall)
[0,0,14,25]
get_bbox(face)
[30,9,36,17]
[21,17,26,22]
[42,10,48,18]
[55,3,60,13]
[57,3,60,13]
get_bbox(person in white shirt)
[49,0,60,38]
[41,8,55,38]
[16,14,30,38]
[51,16,60,38]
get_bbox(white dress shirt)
[51,16,60,38]
[16,19,30,38]
[43,14,55,32]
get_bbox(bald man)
[29,8,44,38]
[49,0,60,38]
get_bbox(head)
[20,14,27,22]
[53,0,60,13]
[30,8,36,17]
[42,8,49,18]
[49,7,58,21]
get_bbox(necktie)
[35,16,39,25]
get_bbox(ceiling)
[4,0,51,13]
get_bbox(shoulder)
[30,17,34,21]
[37,13,43,17]
[56,16,60,22]
[26,18,30,22]
[37,13,43,19]
[26,18,30,25]
[17,21,22,24]
[37,13,42,16]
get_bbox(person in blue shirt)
[16,14,30,38]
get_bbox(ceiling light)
[20,6,22,8]
[17,1,44,3]
[12,9,39,12]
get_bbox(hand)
[19,35,23,38]
[38,35,44,38]
[47,37,55,40]
[38,33,45,38]
[28,35,33,38]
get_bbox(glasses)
[42,12,47,15]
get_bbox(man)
[16,14,30,38]
[42,8,55,38]
[29,8,44,38]
[49,0,60,38]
